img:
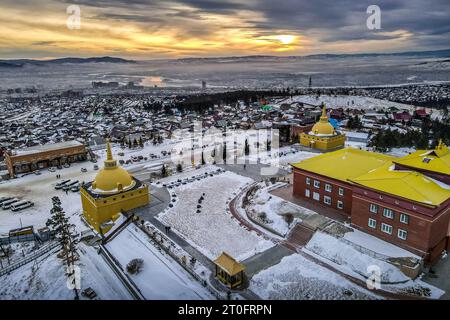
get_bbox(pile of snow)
[158,171,274,261]
[106,225,214,300]
[250,253,380,300]
[343,229,419,259]
[244,182,310,236]
[304,232,409,283]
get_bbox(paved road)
[421,255,450,300]
[217,163,289,181]
[242,245,294,277]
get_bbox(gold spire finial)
[104,139,117,169]
[106,139,113,161]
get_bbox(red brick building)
[292,145,450,264]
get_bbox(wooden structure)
[213,252,245,288]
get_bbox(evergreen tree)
[161,164,168,177]
[46,196,79,300]
[138,137,144,148]
[176,163,183,172]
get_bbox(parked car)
[63,163,70,168]
[48,167,56,172]
[93,165,99,170]
[71,184,80,192]
[34,170,41,175]
[81,168,87,173]
[118,152,125,156]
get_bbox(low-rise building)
[291,143,450,264]
[5,140,87,178]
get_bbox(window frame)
[368,218,377,229]
[338,187,344,196]
[313,180,320,189]
[337,200,343,210]
[325,184,332,193]
[369,203,378,214]
[397,229,407,240]
[400,213,409,224]
[324,195,331,205]
[381,223,393,235]
[305,189,310,198]
[383,208,395,219]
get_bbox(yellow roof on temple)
[310,104,335,135]
[93,140,134,192]
[393,140,450,176]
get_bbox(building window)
[369,204,378,214]
[368,218,377,229]
[306,177,311,185]
[398,229,407,240]
[338,188,344,196]
[381,223,393,235]
[313,180,320,188]
[305,189,310,198]
[324,196,331,205]
[313,192,320,201]
[383,208,394,219]
[325,184,332,192]
[337,200,343,210]
[400,213,409,224]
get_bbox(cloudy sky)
[0,0,449,59]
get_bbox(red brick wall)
[351,194,450,262]
[293,168,353,215]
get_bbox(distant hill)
[175,49,450,63]
[0,56,136,68]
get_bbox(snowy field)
[106,225,214,300]
[303,231,444,299]
[304,232,410,283]
[242,182,313,236]
[158,168,274,261]
[0,243,132,300]
[250,253,381,300]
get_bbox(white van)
[2,198,20,210]
[11,201,34,212]
[55,179,71,190]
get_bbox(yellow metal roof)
[214,252,245,276]
[393,141,450,176]
[350,163,450,206]
[291,148,394,182]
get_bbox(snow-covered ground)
[304,232,410,283]
[289,95,443,120]
[0,243,132,300]
[106,225,214,300]
[242,182,312,236]
[158,168,274,261]
[250,253,381,300]
[303,231,444,299]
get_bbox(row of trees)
[369,119,450,151]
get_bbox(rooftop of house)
[350,162,450,207]
[393,140,450,176]
[291,148,394,182]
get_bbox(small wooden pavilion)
[213,252,245,289]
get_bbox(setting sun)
[275,35,296,45]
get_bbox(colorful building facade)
[292,143,450,264]
[80,141,149,234]
[299,105,346,151]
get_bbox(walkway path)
[229,183,426,300]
